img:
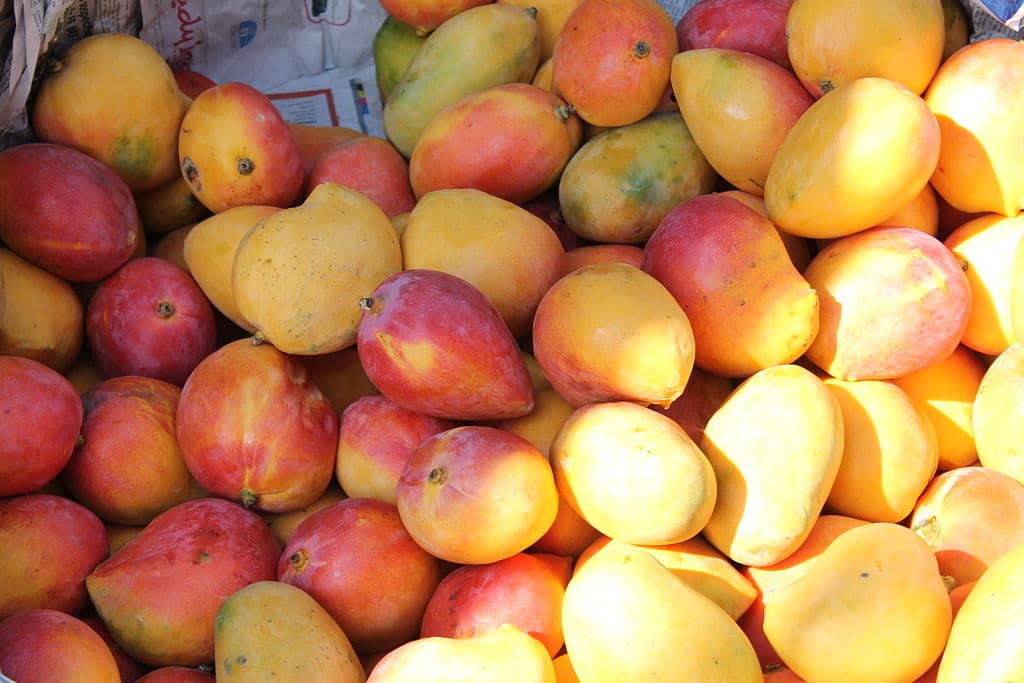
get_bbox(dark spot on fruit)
[182,157,201,191]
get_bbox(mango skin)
[763,522,952,683]
[670,47,813,196]
[938,538,1024,682]
[30,33,187,192]
[764,77,941,240]
[561,544,762,682]
[642,193,819,378]
[382,3,541,158]
[367,624,556,683]
[214,580,365,682]
[551,0,678,128]
[699,364,844,567]
[373,15,427,104]
[558,111,716,244]
[85,498,281,668]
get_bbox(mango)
[498,0,584,60]
[643,193,819,378]
[409,83,582,204]
[278,498,443,654]
[0,494,108,620]
[356,269,535,421]
[531,262,695,408]
[400,188,567,338]
[550,401,716,546]
[231,182,403,355]
[30,33,187,192]
[822,377,939,523]
[396,425,558,565]
[0,609,120,683]
[972,342,1024,485]
[561,545,762,681]
[785,0,945,97]
[214,580,364,682]
[366,624,555,683]
[176,338,339,513]
[134,173,211,236]
[764,77,941,239]
[699,364,844,567]
[911,465,1024,587]
[944,212,1024,356]
[378,0,492,33]
[0,142,139,283]
[925,38,1024,216]
[551,0,677,127]
[178,82,304,213]
[576,535,758,622]
[763,522,952,683]
[183,204,282,334]
[892,344,984,471]
[803,226,972,380]
[937,538,1024,681]
[676,0,794,69]
[0,248,84,372]
[306,135,415,217]
[382,3,541,158]
[86,498,280,668]
[670,47,813,196]
[558,110,716,244]
[373,16,427,104]
[0,356,83,497]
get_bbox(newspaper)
[1,0,1021,152]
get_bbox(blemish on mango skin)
[110,134,157,187]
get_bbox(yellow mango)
[214,580,364,682]
[30,33,187,192]
[785,0,945,98]
[670,47,813,196]
[231,182,403,355]
[577,535,757,621]
[972,341,1024,485]
[764,77,941,239]
[925,38,1024,216]
[937,539,1024,681]
[892,344,984,471]
[550,401,717,546]
[699,364,844,567]
[531,262,696,408]
[0,248,83,372]
[366,624,555,683]
[822,377,939,523]
[944,212,1024,356]
[561,545,761,681]
[763,522,952,683]
[401,188,567,339]
[183,205,282,334]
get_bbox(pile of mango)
[3,0,1024,681]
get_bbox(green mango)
[373,16,427,104]
[557,111,718,244]
[382,3,541,158]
